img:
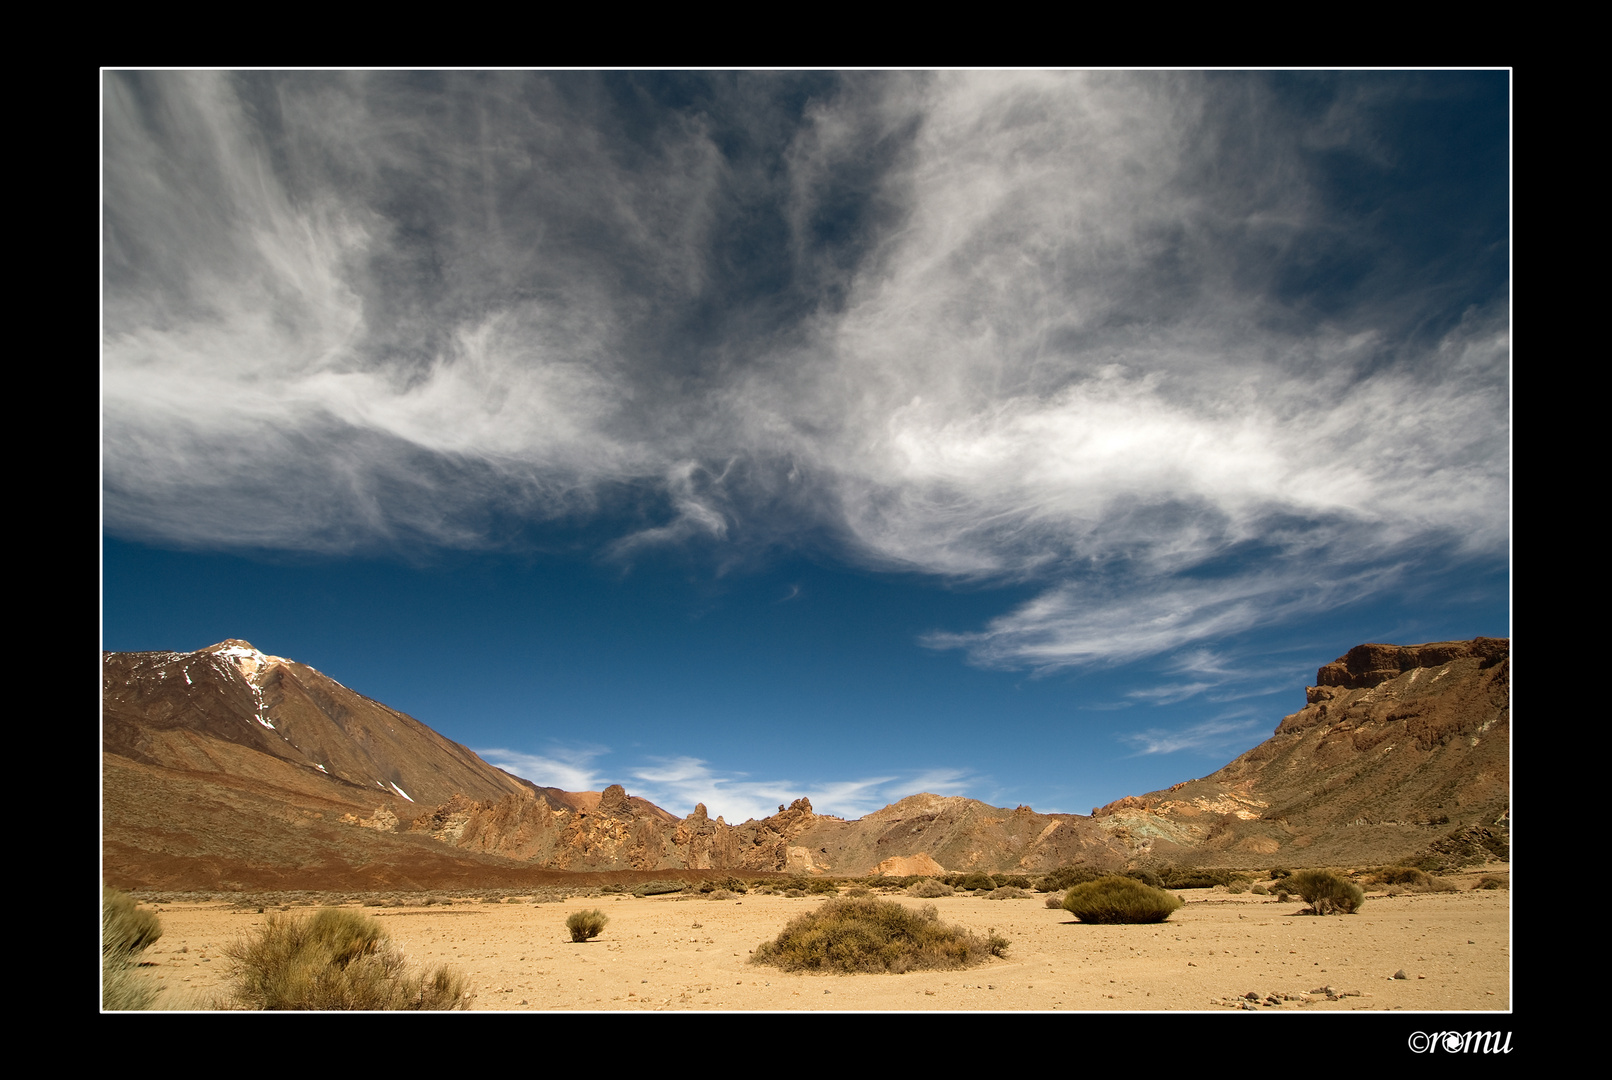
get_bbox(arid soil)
[124,872,1509,1012]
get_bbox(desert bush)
[1290,870,1365,915]
[805,878,840,895]
[1372,865,1432,887]
[1474,875,1507,890]
[104,886,162,957]
[751,897,1008,974]
[906,879,954,898]
[1250,884,1269,895]
[1044,892,1066,909]
[566,909,609,942]
[223,907,469,1010]
[845,885,872,897]
[1155,867,1244,890]
[632,880,686,897]
[985,887,1034,900]
[709,889,735,900]
[1061,876,1183,924]
[1034,866,1109,892]
[103,887,163,1010]
[959,873,997,892]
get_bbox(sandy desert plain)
[120,869,1509,1012]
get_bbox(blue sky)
[101,72,1510,824]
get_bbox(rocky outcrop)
[1313,637,1508,691]
[104,635,1509,888]
[1090,637,1510,868]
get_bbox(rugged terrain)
[103,637,1509,890]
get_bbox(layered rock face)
[103,637,1509,889]
[1090,638,1509,868]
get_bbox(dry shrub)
[1061,876,1183,924]
[566,909,609,941]
[632,880,685,897]
[985,886,1034,900]
[906,879,954,898]
[1044,892,1066,909]
[224,908,469,1010]
[751,897,1008,974]
[1290,870,1366,915]
[103,886,163,1010]
[1474,875,1507,890]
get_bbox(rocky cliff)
[1090,638,1509,868]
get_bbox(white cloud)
[476,744,610,793]
[1118,716,1269,757]
[616,756,981,824]
[103,73,1508,668]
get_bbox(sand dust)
[126,886,1510,1012]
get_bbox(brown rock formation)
[1092,637,1509,868]
[103,635,1509,890]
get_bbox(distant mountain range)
[102,637,1508,891]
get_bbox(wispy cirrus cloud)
[1118,715,1270,757]
[475,744,611,793]
[103,72,1508,672]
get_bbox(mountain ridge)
[102,636,1509,889]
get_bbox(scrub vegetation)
[751,896,1009,973]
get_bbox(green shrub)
[223,907,469,1010]
[103,887,163,1010]
[1156,867,1241,890]
[805,877,841,895]
[751,897,1008,973]
[632,880,686,897]
[959,873,997,892]
[1289,870,1365,915]
[906,879,954,898]
[1061,876,1183,924]
[1034,866,1109,892]
[1250,884,1269,895]
[566,909,609,942]
[1372,866,1431,887]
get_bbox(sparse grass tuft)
[751,897,1008,973]
[566,909,609,942]
[1061,876,1183,924]
[103,886,163,1010]
[224,907,470,1010]
[1290,870,1365,915]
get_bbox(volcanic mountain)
[102,637,1508,890]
